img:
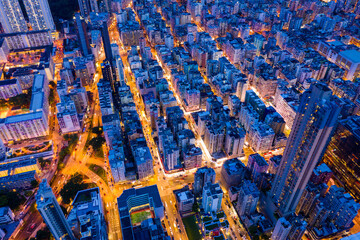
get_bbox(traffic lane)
[15,211,42,240]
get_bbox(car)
[27,223,37,233]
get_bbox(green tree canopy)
[31,180,39,188]
[92,126,103,135]
[0,191,25,210]
[35,226,51,240]
[88,137,105,151]
[59,174,88,204]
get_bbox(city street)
[13,10,258,240]
[107,4,258,239]
[1,0,360,239]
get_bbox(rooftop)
[0,206,11,217]
[223,158,245,175]
[340,50,360,63]
[117,185,163,210]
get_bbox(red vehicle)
[27,223,37,233]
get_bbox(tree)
[88,137,105,151]
[3,88,32,109]
[36,226,51,240]
[31,180,39,188]
[192,201,200,213]
[0,195,7,206]
[59,174,88,204]
[57,161,65,170]
[92,126,103,136]
[38,157,50,168]
[48,89,55,105]
[64,134,79,148]
[59,147,70,162]
[0,191,25,210]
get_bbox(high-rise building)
[247,153,269,181]
[202,182,223,214]
[271,83,343,215]
[101,60,114,83]
[103,0,111,12]
[269,155,281,175]
[75,13,91,56]
[271,217,291,240]
[109,145,126,183]
[228,95,241,117]
[36,179,76,240]
[115,55,125,86]
[224,125,245,157]
[204,122,225,155]
[0,139,5,161]
[0,79,22,99]
[271,215,307,240]
[0,207,14,224]
[56,98,81,134]
[323,115,360,201]
[295,182,327,216]
[24,0,55,31]
[310,163,333,185]
[1,29,53,50]
[78,0,99,18]
[173,186,194,214]
[67,188,108,240]
[101,21,113,62]
[236,180,260,216]
[117,185,165,240]
[0,74,49,144]
[163,143,180,171]
[194,167,216,196]
[221,158,246,189]
[165,34,174,50]
[182,145,202,170]
[101,60,116,91]
[0,0,27,33]
[130,138,154,180]
[322,185,360,229]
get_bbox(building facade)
[0,0,27,33]
[194,167,216,196]
[271,83,343,215]
[23,0,55,31]
[202,182,223,214]
[36,179,76,240]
